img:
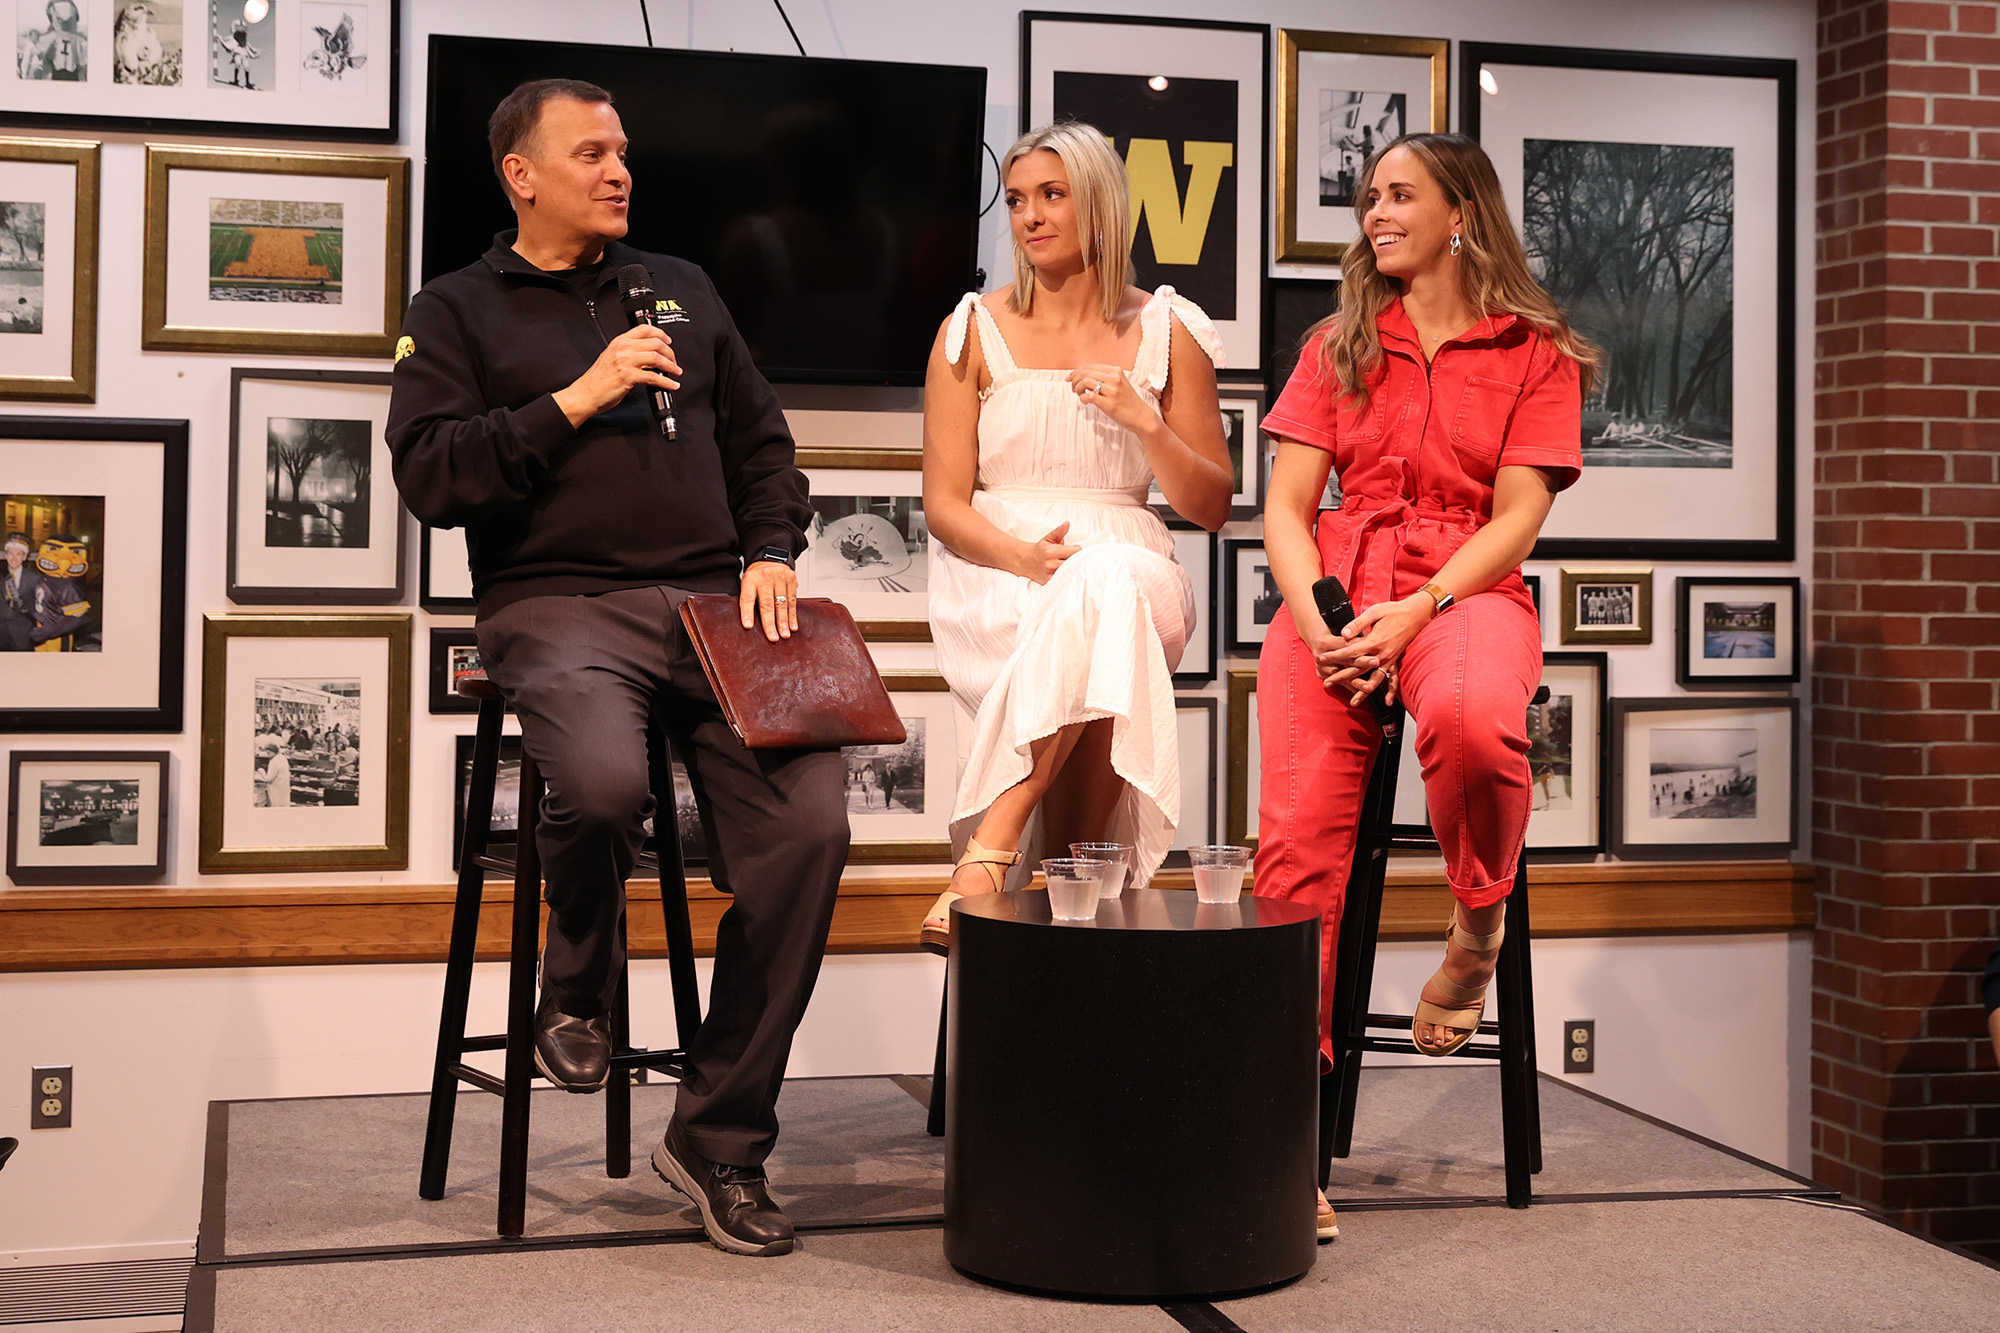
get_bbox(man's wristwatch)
[1420,581,1455,615]
[750,545,795,569]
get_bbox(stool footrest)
[1350,1034,1504,1059]
[471,852,518,875]
[449,1064,508,1097]
[460,1035,507,1054]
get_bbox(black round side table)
[942,888,1321,1300]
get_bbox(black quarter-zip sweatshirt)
[387,232,808,616]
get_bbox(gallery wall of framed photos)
[0,0,1818,922]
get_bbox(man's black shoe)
[650,1121,796,1256]
[532,993,610,1092]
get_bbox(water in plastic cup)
[1041,857,1107,920]
[1189,845,1251,905]
[1068,841,1133,899]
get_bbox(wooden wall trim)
[0,861,1812,973]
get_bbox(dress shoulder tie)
[1137,286,1226,394]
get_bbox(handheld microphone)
[1312,573,1396,726]
[614,263,677,439]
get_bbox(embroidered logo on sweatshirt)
[652,298,690,326]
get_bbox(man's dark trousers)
[476,583,849,1168]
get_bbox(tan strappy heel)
[918,837,1023,955]
[1411,907,1505,1057]
[1316,1188,1339,1242]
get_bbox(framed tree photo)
[0,136,98,401]
[1022,12,1268,370]
[142,145,409,357]
[1611,696,1798,860]
[0,416,187,732]
[227,368,401,603]
[1464,43,1796,560]
[1676,576,1801,690]
[197,613,410,872]
[7,749,169,885]
[796,448,929,641]
[1276,30,1448,264]
[2,0,400,143]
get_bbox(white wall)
[0,0,1821,1265]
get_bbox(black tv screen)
[423,35,986,385]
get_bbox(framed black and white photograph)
[1171,529,1216,686]
[198,612,409,872]
[0,136,97,401]
[1464,43,1796,561]
[2,0,398,141]
[1224,538,1281,652]
[1022,12,1268,370]
[1165,695,1219,868]
[796,448,928,641]
[1676,576,1801,690]
[227,367,401,603]
[418,524,474,613]
[451,735,707,875]
[1529,651,1608,855]
[1559,566,1653,646]
[0,416,187,732]
[1225,667,1258,849]
[1276,30,1447,264]
[1264,276,1339,402]
[1611,696,1798,860]
[844,671,955,865]
[428,626,503,715]
[1522,572,1543,626]
[142,144,409,356]
[6,749,168,885]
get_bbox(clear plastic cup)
[1068,841,1133,899]
[1188,844,1251,904]
[1041,857,1107,920]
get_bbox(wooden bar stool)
[1320,696,1545,1208]
[418,672,706,1237]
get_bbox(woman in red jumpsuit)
[1255,133,1599,1240]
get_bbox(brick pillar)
[1813,0,2000,1260]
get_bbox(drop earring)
[1449,231,1462,257]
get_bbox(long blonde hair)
[1315,132,1600,405]
[1000,122,1132,323]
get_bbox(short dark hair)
[488,78,614,187]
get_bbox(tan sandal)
[1316,1188,1339,1242]
[918,837,1023,955]
[1411,907,1505,1057]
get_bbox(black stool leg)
[420,697,504,1201]
[1496,905,1532,1208]
[606,926,632,1178]
[1511,867,1544,1173]
[927,974,948,1138]
[1330,723,1399,1165]
[497,752,545,1238]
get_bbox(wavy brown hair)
[1312,132,1600,406]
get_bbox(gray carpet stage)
[184,1070,2000,1331]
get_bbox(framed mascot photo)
[1021,12,1269,371]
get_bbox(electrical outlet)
[1565,1021,1595,1075]
[31,1066,72,1128]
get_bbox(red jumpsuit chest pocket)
[1449,374,1524,467]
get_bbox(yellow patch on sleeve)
[394,335,415,363]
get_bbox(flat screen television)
[423,35,987,386]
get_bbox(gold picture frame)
[1276,30,1449,265]
[0,136,99,401]
[199,614,412,873]
[796,446,931,641]
[142,145,410,357]
[1559,566,1655,646]
[1226,667,1259,849]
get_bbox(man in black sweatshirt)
[388,79,849,1257]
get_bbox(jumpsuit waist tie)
[1325,495,1481,612]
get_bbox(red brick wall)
[1813,0,2000,1260]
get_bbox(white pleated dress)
[931,286,1223,888]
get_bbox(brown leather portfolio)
[678,594,907,750]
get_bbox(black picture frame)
[452,734,706,874]
[1530,650,1611,858]
[226,368,403,605]
[1610,696,1799,861]
[1522,572,1542,624]
[1171,530,1218,687]
[1462,42,1797,561]
[418,525,476,614]
[0,0,402,144]
[0,416,188,732]
[1263,276,1340,403]
[1165,695,1219,869]
[1021,11,1271,371]
[1223,538,1280,652]
[6,749,170,886]
[1675,576,1803,690]
[427,627,507,716]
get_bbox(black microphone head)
[614,263,654,318]
[1312,574,1356,633]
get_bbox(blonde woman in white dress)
[920,122,1232,952]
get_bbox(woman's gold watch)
[1420,581,1455,615]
